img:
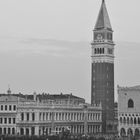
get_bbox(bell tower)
[91,0,115,133]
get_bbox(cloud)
[0,37,89,58]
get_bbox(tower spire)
[94,0,112,30]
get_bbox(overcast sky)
[0,0,140,103]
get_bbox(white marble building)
[0,90,102,136]
[118,85,140,137]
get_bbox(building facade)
[118,85,140,137]
[0,91,102,136]
[91,0,115,133]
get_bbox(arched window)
[102,48,104,54]
[12,128,15,135]
[120,117,122,123]
[128,99,134,108]
[135,129,140,136]
[100,48,102,54]
[127,117,129,124]
[134,118,137,124]
[123,117,126,124]
[21,113,24,121]
[120,128,126,137]
[32,113,35,121]
[26,128,29,135]
[20,128,24,135]
[130,117,133,124]
[138,118,140,124]
[8,128,10,135]
[127,128,133,136]
[4,128,6,134]
[31,127,35,135]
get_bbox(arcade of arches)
[120,128,140,137]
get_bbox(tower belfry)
[91,0,115,133]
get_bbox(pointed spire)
[94,0,112,30]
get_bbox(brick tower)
[91,0,115,133]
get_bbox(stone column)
[84,108,88,135]
[35,126,39,136]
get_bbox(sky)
[0,0,140,103]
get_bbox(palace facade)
[118,85,140,137]
[0,89,102,136]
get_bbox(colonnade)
[38,125,101,136]
[38,112,101,122]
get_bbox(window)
[8,128,10,135]
[9,105,12,111]
[4,118,7,124]
[13,105,16,111]
[4,128,6,134]
[21,113,24,121]
[1,105,3,111]
[5,105,7,111]
[128,99,134,108]
[27,113,29,121]
[0,118,2,124]
[32,113,35,121]
[13,118,15,124]
[9,118,11,124]
[12,128,15,135]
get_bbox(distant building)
[0,91,102,136]
[118,85,140,137]
[91,0,115,133]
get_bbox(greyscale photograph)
[0,0,139,140]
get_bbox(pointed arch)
[138,117,140,124]
[123,117,126,124]
[128,99,134,108]
[134,117,137,124]
[127,117,129,124]
[130,117,133,124]
[135,129,140,136]
[120,117,122,123]
[120,128,126,137]
[127,128,133,136]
